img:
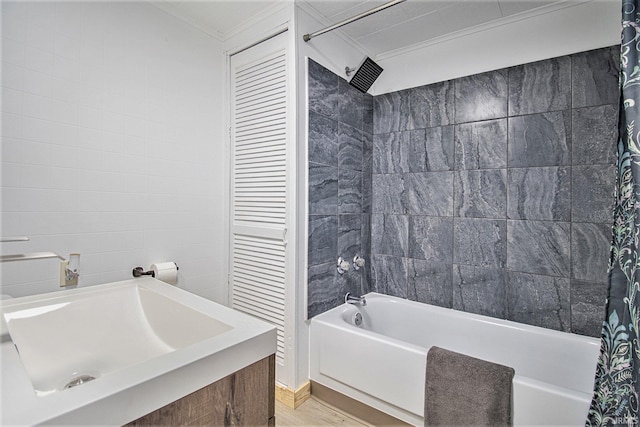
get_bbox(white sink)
[4,282,233,395]
[1,278,276,425]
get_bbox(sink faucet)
[345,292,366,306]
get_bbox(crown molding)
[223,1,293,41]
[149,0,225,40]
[149,0,292,42]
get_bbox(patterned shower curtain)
[587,1,640,425]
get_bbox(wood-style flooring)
[275,397,370,426]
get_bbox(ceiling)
[154,0,565,56]
[152,0,286,38]
[299,0,562,56]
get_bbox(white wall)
[1,1,227,302]
[372,0,621,94]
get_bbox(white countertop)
[0,278,276,426]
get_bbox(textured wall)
[307,59,373,318]
[1,2,226,301]
[370,45,619,337]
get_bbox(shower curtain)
[587,1,640,425]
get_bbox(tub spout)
[345,292,366,306]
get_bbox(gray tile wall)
[307,47,619,336]
[307,59,373,318]
[370,45,620,337]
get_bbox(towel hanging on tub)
[424,346,515,427]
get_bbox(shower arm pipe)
[303,0,406,42]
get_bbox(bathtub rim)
[313,292,601,348]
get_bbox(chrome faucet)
[345,292,366,306]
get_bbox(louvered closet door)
[230,31,290,369]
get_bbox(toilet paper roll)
[151,262,178,285]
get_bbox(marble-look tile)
[571,279,608,337]
[572,45,620,108]
[572,222,611,283]
[338,168,362,214]
[309,111,338,166]
[571,164,615,223]
[508,57,571,115]
[454,169,507,218]
[507,167,570,221]
[409,80,454,128]
[407,260,452,308]
[506,272,570,332]
[308,215,338,266]
[370,254,407,297]
[408,216,453,262]
[361,213,371,258]
[373,131,409,174]
[338,78,364,130]
[406,172,454,216]
[307,262,343,319]
[371,214,408,257]
[362,263,372,294]
[407,130,427,173]
[409,126,454,172]
[507,220,570,277]
[373,90,411,134]
[453,265,506,318]
[361,214,372,293]
[338,123,363,172]
[426,126,455,171]
[363,94,374,135]
[309,163,338,215]
[362,132,373,213]
[308,59,339,119]
[454,69,508,123]
[359,47,620,332]
[338,214,361,259]
[454,119,507,170]
[508,111,571,167]
[572,104,618,165]
[372,174,406,214]
[453,218,506,268]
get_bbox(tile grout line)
[451,77,458,310]
[569,53,574,334]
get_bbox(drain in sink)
[64,374,96,389]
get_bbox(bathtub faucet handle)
[353,255,365,270]
[337,257,350,274]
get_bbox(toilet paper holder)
[132,264,179,278]
[132,267,154,278]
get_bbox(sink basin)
[1,278,276,425]
[3,282,232,395]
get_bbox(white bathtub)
[310,293,601,426]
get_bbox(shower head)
[346,57,383,94]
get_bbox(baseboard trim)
[275,381,311,409]
[310,381,410,426]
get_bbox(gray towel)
[424,346,514,427]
